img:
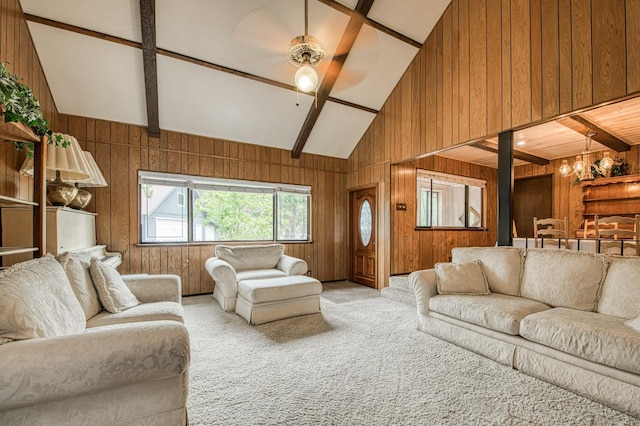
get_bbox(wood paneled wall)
[391,156,497,274]
[56,114,348,295]
[514,146,640,234]
[0,0,58,202]
[349,0,640,276]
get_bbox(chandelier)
[559,131,614,181]
[287,0,326,95]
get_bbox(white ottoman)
[235,276,322,325]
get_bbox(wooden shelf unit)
[0,120,46,262]
[581,174,640,218]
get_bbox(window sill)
[414,227,487,232]
[135,240,314,248]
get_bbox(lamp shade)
[78,151,108,187]
[20,133,91,181]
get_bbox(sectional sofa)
[409,247,640,418]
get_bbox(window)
[416,170,485,228]
[139,171,311,243]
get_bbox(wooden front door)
[349,187,376,288]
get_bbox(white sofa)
[409,247,640,418]
[0,254,190,425]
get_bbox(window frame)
[415,169,486,230]
[138,171,312,244]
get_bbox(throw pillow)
[435,260,491,295]
[57,252,102,320]
[0,254,86,340]
[90,258,140,313]
[626,316,640,333]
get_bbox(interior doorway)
[513,175,553,237]
[349,186,377,288]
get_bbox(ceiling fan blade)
[331,23,379,57]
[231,7,293,61]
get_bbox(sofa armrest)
[408,269,438,316]
[277,255,308,276]
[205,257,237,295]
[0,321,190,411]
[121,274,182,303]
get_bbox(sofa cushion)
[90,258,140,313]
[434,261,490,295]
[236,269,287,282]
[521,249,607,312]
[452,247,524,296]
[520,308,640,375]
[429,294,551,335]
[57,252,102,320]
[215,244,284,272]
[86,301,184,328]
[0,255,86,340]
[238,276,322,304]
[627,315,640,333]
[597,256,640,319]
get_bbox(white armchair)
[205,244,308,312]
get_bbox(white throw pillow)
[435,261,491,295]
[57,252,102,320]
[0,254,86,340]
[626,316,640,333]
[90,258,139,313]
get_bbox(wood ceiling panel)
[20,0,141,42]
[26,22,147,126]
[303,101,376,158]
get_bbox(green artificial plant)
[0,62,63,156]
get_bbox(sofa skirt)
[213,284,237,312]
[0,374,189,425]
[418,312,640,419]
[236,294,320,325]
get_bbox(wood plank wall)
[56,114,348,295]
[514,146,640,234]
[0,0,58,202]
[391,156,497,274]
[349,0,640,275]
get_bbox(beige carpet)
[183,282,639,425]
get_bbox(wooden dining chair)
[533,217,569,248]
[594,214,640,256]
[582,218,597,239]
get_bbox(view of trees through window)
[193,191,273,241]
[139,172,310,243]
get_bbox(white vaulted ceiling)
[19,0,451,159]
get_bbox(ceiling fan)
[230,0,379,98]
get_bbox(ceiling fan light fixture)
[288,34,325,93]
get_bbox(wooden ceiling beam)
[471,140,550,165]
[317,0,421,48]
[139,0,160,137]
[291,0,375,158]
[557,115,631,152]
[23,14,379,116]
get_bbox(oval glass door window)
[359,200,372,246]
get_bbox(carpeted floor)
[183,281,640,425]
